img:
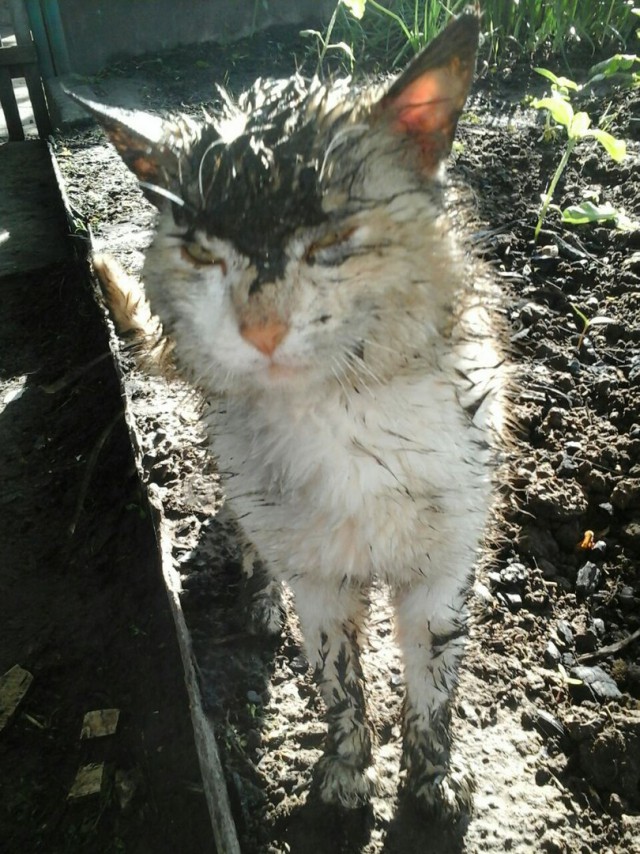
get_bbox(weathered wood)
[0,45,37,66]
[0,0,53,139]
[23,62,53,137]
[0,66,24,140]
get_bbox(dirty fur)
[80,8,505,819]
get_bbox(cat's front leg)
[291,578,376,808]
[393,576,475,822]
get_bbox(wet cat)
[74,7,503,819]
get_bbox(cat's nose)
[240,320,289,357]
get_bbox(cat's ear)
[375,7,480,175]
[66,92,181,207]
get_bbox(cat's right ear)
[374,7,480,176]
[66,92,180,207]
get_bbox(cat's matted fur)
[75,7,504,819]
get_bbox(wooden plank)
[9,0,33,45]
[0,66,24,140]
[1,1,53,139]
[22,63,53,137]
[0,45,37,66]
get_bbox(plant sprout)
[532,67,628,241]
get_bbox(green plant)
[531,67,628,240]
[302,6,355,73]
[570,303,616,350]
[319,1,640,73]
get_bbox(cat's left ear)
[375,7,480,175]
[65,92,182,206]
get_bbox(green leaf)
[534,68,580,90]
[326,41,355,61]
[587,129,626,161]
[341,0,366,18]
[562,201,618,224]
[532,95,574,128]
[588,54,640,81]
[569,111,591,137]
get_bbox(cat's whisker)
[348,351,383,387]
[138,182,190,211]
[197,139,225,203]
[329,355,354,405]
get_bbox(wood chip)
[68,763,105,799]
[0,664,33,731]
[80,708,120,739]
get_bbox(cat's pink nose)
[240,320,289,357]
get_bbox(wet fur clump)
[78,8,505,820]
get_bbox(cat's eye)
[306,227,357,265]
[181,241,226,273]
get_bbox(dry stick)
[577,627,640,663]
[69,412,123,537]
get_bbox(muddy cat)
[71,7,505,821]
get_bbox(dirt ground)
[3,23,639,854]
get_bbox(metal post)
[41,0,71,76]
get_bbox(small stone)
[246,690,262,705]
[575,562,601,598]
[569,665,622,702]
[564,441,582,456]
[555,620,574,648]
[500,592,522,610]
[499,562,529,586]
[535,767,552,785]
[592,618,605,637]
[623,522,640,546]
[575,629,598,654]
[289,655,308,674]
[611,479,640,510]
[544,640,561,667]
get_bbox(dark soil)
[3,23,639,854]
[0,245,214,846]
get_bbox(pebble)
[499,562,529,586]
[289,655,308,674]
[623,521,640,546]
[575,628,598,653]
[555,620,574,648]
[544,640,561,667]
[611,478,640,510]
[569,665,622,702]
[575,561,602,598]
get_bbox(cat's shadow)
[279,793,468,854]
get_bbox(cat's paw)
[246,578,285,636]
[404,761,475,823]
[312,755,378,809]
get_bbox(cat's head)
[71,9,480,396]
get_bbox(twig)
[577,627,640,663]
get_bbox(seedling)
[532,67,628,241]
[570,302,616,351]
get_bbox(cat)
[73,7,504,820]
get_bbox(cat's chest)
[207,372,491,581]
[209,370,481,509]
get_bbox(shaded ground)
[0,151,214,852]
[2,23,639,854]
